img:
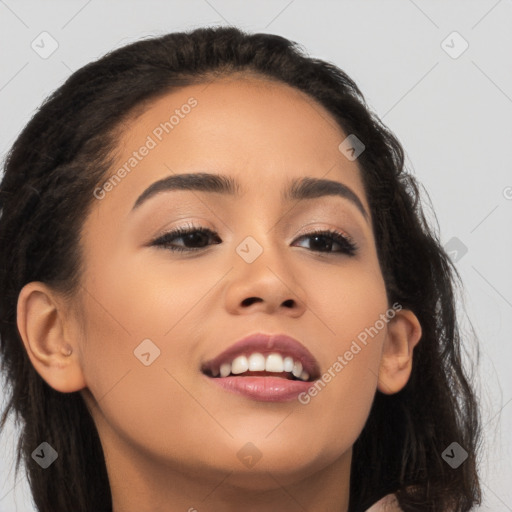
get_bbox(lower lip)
[206,375,315,402]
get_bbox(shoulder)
[364,493,402,512]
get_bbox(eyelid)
[147,219,214,242]
[294,223,355,243]
[150,221,355,244]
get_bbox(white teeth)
[213,352,311,381]
[231,355,249,374]
[248,353,266,371]
[292,361,303,379]
[220,362,231,378]
[265,353,284,373]
[283,356,294,373]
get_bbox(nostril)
[241,297,262,306]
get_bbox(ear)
[16,281,87,393]
[377,307,422,394]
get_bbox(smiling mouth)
[200,333,320,386]
[201,352,315,383]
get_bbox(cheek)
[291,330,385,466]
[293,259,388,443]
[76,287,209,463]
[303,254,388,366]
[76,257,217,457]
[82,245,217,338]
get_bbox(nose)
[223,236,308,317]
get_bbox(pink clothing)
[365,493,402,511]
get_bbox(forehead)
[91,76,367,218]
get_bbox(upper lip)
[201,332,321,380]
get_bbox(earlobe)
[16,281,87,393]
[377,308,422,395]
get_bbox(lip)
[206,375,315,402]
[201,332,320,402]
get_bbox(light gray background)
[0,1,511,511]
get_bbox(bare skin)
[17,75,421,512]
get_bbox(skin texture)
[16,77,421,512]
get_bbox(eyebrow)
[131,172,369,221]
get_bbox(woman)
[0,26,481,511]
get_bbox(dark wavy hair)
[0,25,481,512]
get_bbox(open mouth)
[201,352,316,383]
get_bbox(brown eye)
[293,229,358,256]
[151,226,220,252]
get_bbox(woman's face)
[28,76,419,499]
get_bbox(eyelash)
[150,224,358,256]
